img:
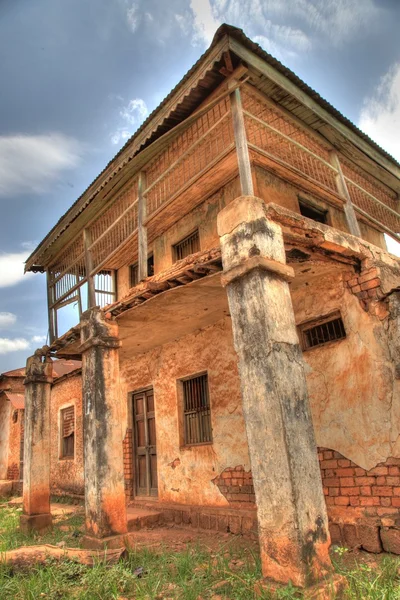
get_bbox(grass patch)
[2,501,400,599]
[0,499,84,552]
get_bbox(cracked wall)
[292,266,398,471]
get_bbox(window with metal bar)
[129,254,154,287]
[299,313,346,350]
[173,230,200,262]
[182,373,212,445]
[60,406,75,459]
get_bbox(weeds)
[2,502,400,599]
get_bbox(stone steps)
[126,506,162,531]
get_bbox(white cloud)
[359,63,400,163]
[188,0,378,53]
[0,338,30,354]
[0,312,17,328]
[111,98,149,145]
[0,251,32,288]
[31,335,47,344]
[126,1,139,32]
[0,134,83,198]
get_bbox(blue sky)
[0,0,399,372]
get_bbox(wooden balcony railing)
[46,81,400,344]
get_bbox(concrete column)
[20,350,53,534]
[217,196,331,587]
[80,308,127,548]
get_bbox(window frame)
[172,229,200,262]
[298,311,346,351]
[179,371,213,447]
[298,197,329,225]
[129,253,154,287]
[59,403,76,461]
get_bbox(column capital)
[24,350,53,385]
[79,308,121,353]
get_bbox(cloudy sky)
[0,0,399,372]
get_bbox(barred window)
[173,230,200,262]
[130,254,154,287]
[182,373,212,445]
[60,406,75,459]
[299,312,346,350]
[299,198,328,224]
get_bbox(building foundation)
[217,196,332,587]
[80,308,127,547]
[20,350,53,534]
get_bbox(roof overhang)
[25,24,400,274]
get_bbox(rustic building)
[0,360,81,498]
[21,24,400,586]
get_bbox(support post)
[217,196,331,587]
[83,229,96,308]
[46,270,55,344]
[138,171,148,281]
[330,151,362,237]
[230,87,254,196]
[80,308,127,549]
[20,350,53,534]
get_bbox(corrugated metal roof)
[5,393,24,409]
[25,23,400,272]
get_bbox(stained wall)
[0,397,10,480]
[49,373,84,496]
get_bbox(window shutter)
[62,406,75,438]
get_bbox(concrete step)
[126,506,162,532]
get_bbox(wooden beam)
[330,151,361,237]
[83,229,96,308]
[229,37,400,185]
[230,87,254,196]
[138,172,148,281]
[46,270,55,345]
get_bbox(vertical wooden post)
[330,151,361,237]
[230,88,254,196]
[83,229,96,308]
[46,270,55,344]
[138,171,148,281]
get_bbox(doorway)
[132,388,158,497]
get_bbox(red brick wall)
[318,447,400,514]
[123,428,134,499]
[212,466,256,508]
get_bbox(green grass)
[2,500,400,599]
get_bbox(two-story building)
[21,24,400,587]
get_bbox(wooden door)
[133,388,158,497]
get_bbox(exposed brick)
[360,497,380,506]
[335,468,355,477]
[360,486,372,496]
[355,477,375,486]
[321,459,338,469]
[341,477,355,487]
[360,278,380,291]
[324,477,340,487]
[338,459,351,467]
[381,497,392,507]
[372,486,393,497]
[367,466,388,476]
[380,528,400,554]
[389,467,400,476]
[359,525,382,553]
[341,487,360,496]
[335,497,350,506]
[329,487,340,497]
[329,523,342,545]
[343,524,359,548]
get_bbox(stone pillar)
[80,308,127,548]
[217,196,331,587]
[20,350,53,534]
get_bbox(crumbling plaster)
[0,397,11,479]
[119,316,250,507]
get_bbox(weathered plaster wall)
[0,397,11,479]
[255,165,386,249]
[120,316,250,507]
[291,269,397,470]
[6,409,23,480]
[50,374,84,496]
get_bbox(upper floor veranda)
[25,25,400,345]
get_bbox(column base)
[20,513,53,534]
[82,533,127,550]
